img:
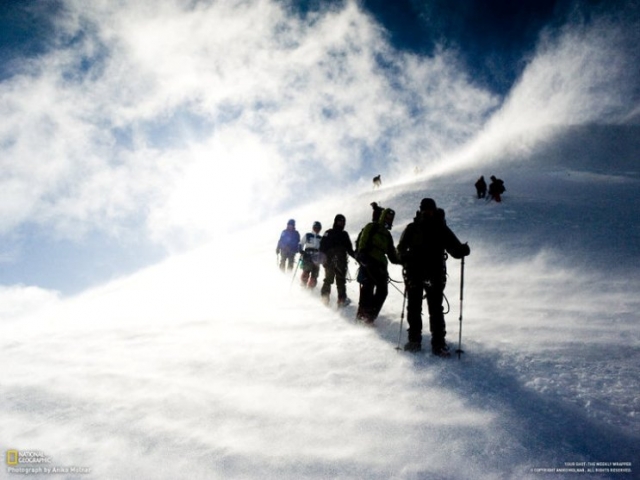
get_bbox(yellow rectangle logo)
[7,450,19,466]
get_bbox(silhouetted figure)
[488,176,506,202]
[319,214,356,307]
[373,175,381,188]
[397,198,470,356]
[475,176,487,199]
[370,202,384,222]
[355,208,401,324]
[355,202,384,250]
[354,201,385,267]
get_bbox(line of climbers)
[275,198,470,357]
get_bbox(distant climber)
[488,176,506,202]
[474,176,487,199]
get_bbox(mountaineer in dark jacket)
[370,202,384,222]
[396,198,470,356]
[355,208,401,323]
[319,214,356,307]
[474,176,487,199]
[488,175,505,202]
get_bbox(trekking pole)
[455,257,465,359]
[395,286,407,350]
[290,254,301,286]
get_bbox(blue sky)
[0,0,638,295]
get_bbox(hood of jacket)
[379,208,394,230]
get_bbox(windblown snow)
[2,126,639,479]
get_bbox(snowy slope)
[1,126,639,479]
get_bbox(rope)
[389,268,451,313]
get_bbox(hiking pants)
[321,259,347,301]
[405,278,446,346]
[300,256,320,288]
[279,249,296,271]
[357,265,388,321]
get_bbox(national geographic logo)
[5,450,52,465]
[6,450,18,466]
[5,450,91,475]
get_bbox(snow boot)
[357,314,375,325]
[403,341,422,353]
[432,343,451,358]
[356,305,376,323]
[337,297,351,308]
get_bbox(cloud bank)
[0,0,638,293]
[0,0,496,251]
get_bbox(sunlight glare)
[151,130,286,249]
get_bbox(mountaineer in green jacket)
[355,208,401,323]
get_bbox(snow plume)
[430,9,640,175]
[0,0,496,253]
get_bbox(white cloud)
[5,0,636,258]
[1,0,500,254]
[0,285,61,320]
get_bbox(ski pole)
[290,253,301,286]
[396,286,407,350]
[456,257,465,359]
